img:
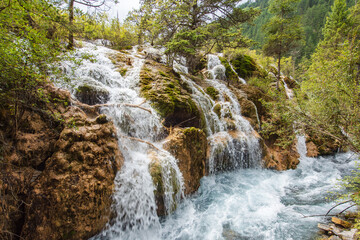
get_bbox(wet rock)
[75,84,109,105]
[140,60,203,128]
[20,106,123,240]
[163,127,207,195]
[332,217,352,228]
[262,141,300,171]
[148,151,182,216]
[208,131,262,173]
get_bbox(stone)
[140,60,203,128]
[163,127,207,195]
[328,235,342,240]
[337,229,358,240]
[75,84,109,105]
[332,217,352,228]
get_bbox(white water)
[54,43,357,240]
[205,55,262,173]
[55,42,184,239]
[159,137,357,240]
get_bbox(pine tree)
[262,0,303,88]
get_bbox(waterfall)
[55,42,184,239]
[174,54,262,174]
[281,78,294,99]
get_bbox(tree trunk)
[68,0,74,50]
[277,53,281,90]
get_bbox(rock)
[328,235,342,240]
[208,131,262,172]
[163,127,207,195]
[318,223,332,232]
[262,138,300,171]
[306,141,319,157]
[145,50,162,63]
[148,151,182,216]
[305,129,342,156]
[337,229,358,240]
[332,217,352,228]
[140,61,204,128]
[20,106,123,240]
[75,84,109,105]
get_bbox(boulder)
[75,84,109,105]
[208,131,262,173]
[163,127,207,195]
[148,151,182,216]
[305,129,342,156]
[140,61,204,128]
[20,107,123,240]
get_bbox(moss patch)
[231,54,258,79]
[206,87,219,101]
[140,60,203,128]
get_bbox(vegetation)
[262,0,303,87]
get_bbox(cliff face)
[0,84,123,240]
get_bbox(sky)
[108,0,141,21]
[77,0,140,21]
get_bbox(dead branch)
[174,116,197,127]
[71,98,152,114]
[120,135,162,152]
[326,200,353,216]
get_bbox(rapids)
[159,136,357,240]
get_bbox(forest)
[1,0,360,239]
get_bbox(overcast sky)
[108,0,140,21]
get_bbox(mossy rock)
[230,54,258,80]
[206,86,219,101]
[163,127,207,195]
[149,154,180,216]
[75,84,109,105]
[140,61,203,129]
[219,57,239,84]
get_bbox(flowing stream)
[159,136,357,240]
[55,43,357,240]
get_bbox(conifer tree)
[262,0,303,88]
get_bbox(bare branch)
[120,135,162,152]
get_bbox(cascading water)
[159,136,357,240]
[205,54,262,173]
[54,42,184,240]
[54,43,358,240]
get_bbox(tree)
[135,0,260,73]
[262,0,303,88]
[67,0,114,49]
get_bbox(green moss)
[140,64,202,128]
[119,68,127,76]
[159,71,169,77]
[219,57,238,83]
[206,86,219,101]
[230,54,258,79]
[213,103,221,118]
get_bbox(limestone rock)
[148,151,182,216]
[140,60,203,128]
[163,127,207,195]
[75,84,109,105]
[21,106,123,240]
[305,129,342,156]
